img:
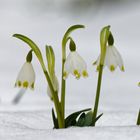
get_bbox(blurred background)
[0,0,140,112]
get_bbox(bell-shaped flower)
[47,75,59,100]
[15,62,35,89]
[93,45,124,72]
[63,51,88,79]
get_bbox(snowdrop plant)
[13,25,90,129]
[76,25,125,127]
[92,26,125,126]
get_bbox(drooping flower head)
[93,45,124,72]
[63,38,88,79]
[15,50,35,89]
[93,30,125,72]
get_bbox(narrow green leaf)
[137,109,140,125]
[46,45,55,76]
[91,113,103,126]
[95,113,103,122]
[65,108,91,128]
[83,111,93,126]
[52,108,59,129]
[76,113,86,126]
[76,112,103,127]
[13,34,46,71]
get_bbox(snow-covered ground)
[0,0,140,139]
[0,106,139,140]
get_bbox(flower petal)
[64,51,87,78]
[112,46,124,71]
[16,62,35,89]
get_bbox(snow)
[2,126,139,140]
[0,102,139,140]
[0,109,139,140]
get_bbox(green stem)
[92,64,104,126]
[44,70,64,128]
[61,58,66,126]
[137,109,140,125]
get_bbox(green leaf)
[95,113,103,122]
[83,111,93,126]
[46,45,55,76]
[91,113,103,126]
[52,108,59,129]
[76,113,86,127]
[76,111,103,127]
[13,34,46,71]
[65,108,91,128]
[137,109,140,125]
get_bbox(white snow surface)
[0,105,139,140]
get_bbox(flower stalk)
[60,25,85,125]
[92,64,104,126]
[13,34,64,128]
[92,26,110,125]
[13,25,85,128]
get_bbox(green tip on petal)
[93,61,97,65]
[74,70,81,79]
[23,81,29,88]
[110,65,115,72]
[82,70,88,78]
[31,83,35,89]
[18,81,22,87]
[138,82,140,87]
[121,66,125,72]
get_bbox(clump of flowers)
[14,25,139,129]
[13,25,90,129]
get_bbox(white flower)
[93,45,124,72]
[47,75,59,100]
[15,62,35,89]
[63,51,88,79]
